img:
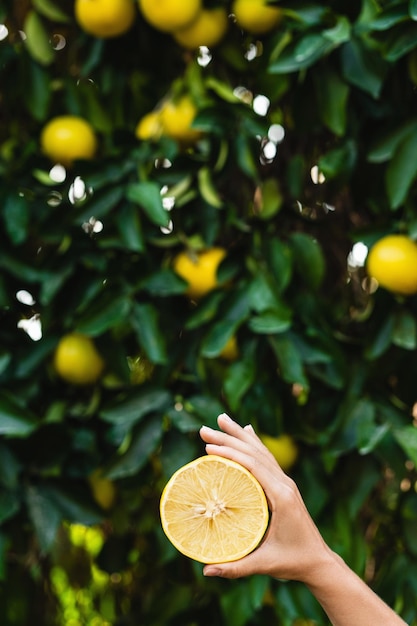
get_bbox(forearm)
[306,552,408,626]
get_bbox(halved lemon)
[160,454,269,563]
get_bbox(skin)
[200,413,408,626]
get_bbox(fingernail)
[244,424,255,432]
[218,412,231,421]
[203,566,221,577]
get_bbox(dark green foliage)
[1,0,417,624]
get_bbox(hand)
[199,413,333,582]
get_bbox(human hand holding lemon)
[199,414,330,581]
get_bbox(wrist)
[302,547,344,590]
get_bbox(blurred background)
[1,0,417,624]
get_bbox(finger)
[201,421,287,479]
[203,549,264,579]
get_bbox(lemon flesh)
[160,454,269,564]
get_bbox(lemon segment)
[160,454,269,564]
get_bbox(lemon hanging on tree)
[260,433,299,473]
[173,7,229,50]
[231,0,283,35]
[54,333,105,385]
[138,0,201,33]
[41,116,97,167]
[173,247,226,300]
[366,234,417,295]
[75,0,136,38]
[159,94,203,145]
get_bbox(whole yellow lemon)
[54,333,105,385]
[138,0,201,33]
[41,116,97,167]
[232,0,282,35]
[173,7,229,50]
[89,469,117,510]
[75,0,136,38]
[135,110,163,141]
[173,247,226,300]
[160,95,203,144]
[366,234,417,295]
[260,433,299,472]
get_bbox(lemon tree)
[3,0,417,624]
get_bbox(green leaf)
[131,302,168,365]
[100,389,172,428]
[394,426,417,465]
[32,0,71,23]
[0,490,20,524]
[341,38,388,98]
[367,119,417,163]
[269,34,334,73]
[383,23,417,61]
[25,485,62,553]
[160,430,199,477]
[256,178,283,220]
[76,185,125,222]
[3,193,29,245]
[248,308,292,334]
[220,581,254,626]
[76,294,132,336]
[0,532,8,581]
[392,309,417,349]
[185,395,226,428]
[107,414,163,479]
[248,575,270,611]
[264,238,293,293]
[126,182,170,227]
[411,0,417,21]
[318,140,357,179]
[0,393,37,437]
[201,319,239,357]
[366,5,409,30]
[115,204,144,252]
[139,269,187,296]
[289,232,325,289]
[0,444,21,488]
[314,66,349,136]
[269,333,309,388]
[223,355,256,412]
[365,314,395,359]
[386,125,417,209]
[197,167,223,208]
[39,264,74,306]
[184,291,224,330]
[26,61,52,122]
[23,10,55,66]
[166,407,201,433]
[235,134,259,178]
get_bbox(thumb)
[203,553,260,579]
